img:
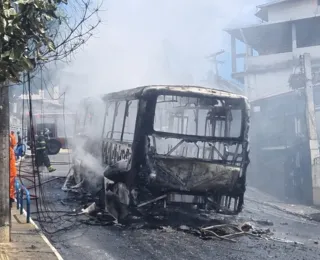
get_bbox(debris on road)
[268,237,304,245]
[178,225,190,231]
[81,202,97,215]
[74,202,282,244]
[241,222,253,232]
[153,222,275,243]
[255,219,274,226]
[160,226,175,233]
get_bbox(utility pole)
[206,50,225,78]
[302,53,320,205]
[203,50,225,88]
[0,84,10,242]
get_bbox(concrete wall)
[268,0,320,22]
[247,45,320,71]
[295,45,320,59]
[246,69,292,100]
[247,52,293,72]
[245,45,320,100]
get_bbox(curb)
[245,197,316,222]
[15,200,64,260]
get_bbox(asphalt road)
[19,153,320,260]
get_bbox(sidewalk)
[265,201,320,221]
[0,203,63,260]
[246,187,320,221]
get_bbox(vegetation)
[0,0,101,83]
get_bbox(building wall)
[268,0,320,22]
[246,69,292,100]
[248,91,313,204]
[247,46,320,71]
[244,45,320,100]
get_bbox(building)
[225,0,320,100]
[249,89,313,204]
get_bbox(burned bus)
[68,85,250,219]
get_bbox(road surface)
[18,153,320,260]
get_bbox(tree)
[0,0,101,83]
[0,0,101,242]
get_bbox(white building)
[225,0,320,206]
[226,0,320,100]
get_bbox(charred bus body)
[69,85,250,219]
[101,85,250,218]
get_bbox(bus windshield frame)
[152,94,246,143]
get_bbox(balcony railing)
[244,45,320,73]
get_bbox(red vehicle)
[27,112,76,154]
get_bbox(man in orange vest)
[9,131,17,205]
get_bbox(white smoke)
[70,96,107,184]
[60,0,264,103]
[61,0,267,188]
[72,136,104,174]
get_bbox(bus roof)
[102,85,247,102]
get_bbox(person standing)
[17,131,22,146]
[15,131,24,160]
[9,131,17,205]
[35,130,56,172]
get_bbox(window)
[103,100,139,142]
[57,114,75,138]
[294,117,301,135]
[76,99,106,136]
[37,122,56,137]
[112,101,126,140]
[103,102,116,139]
[296,18,320,48]
[122,100,139,142]
[154,95,243,138]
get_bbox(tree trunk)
[0,84,10,242]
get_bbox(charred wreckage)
[63,85,250,222]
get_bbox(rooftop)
[225,16,320,54]
[225,19,292,54]
[257,0,292,9]
[103,85,247,102]
[255,0,299,21]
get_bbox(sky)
[58,0,268,105]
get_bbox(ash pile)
[79,199,275,244]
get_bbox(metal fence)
[15,179,31,223]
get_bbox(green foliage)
[0,0,67,83]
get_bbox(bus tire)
[47,139,62,155]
